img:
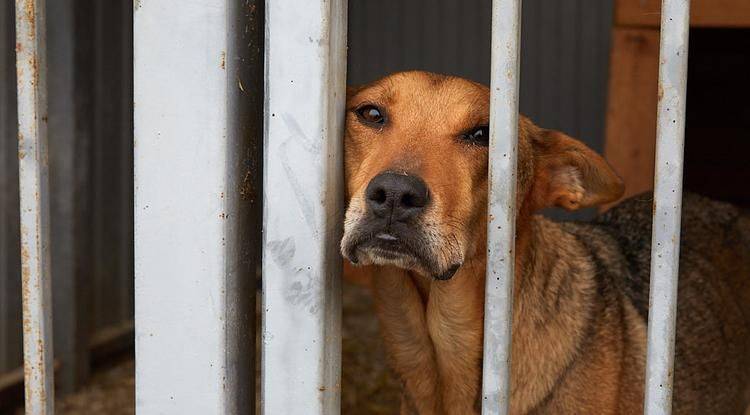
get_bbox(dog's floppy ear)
[528,129,624,211]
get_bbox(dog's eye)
[462,125,490,146]
[356,105,385,126]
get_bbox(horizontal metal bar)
[15,0,55,414]
[134,1,255,413]
[261,0,347,413]
[643,0,691,414]
[482,1,522,414]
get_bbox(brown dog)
[340,71,750,414]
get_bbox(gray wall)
[0,0,134,393]
[0,0,23,378]
[347,0,614,153]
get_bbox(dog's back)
[569,193,750,413]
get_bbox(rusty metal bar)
[14,0,55,413]
[482,0,522,414]
[261,0,347,413]
[644,0,691,414]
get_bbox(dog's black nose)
[365,172,430,222]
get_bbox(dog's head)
[340,71,624,280]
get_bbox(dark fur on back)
[563,193,750,414]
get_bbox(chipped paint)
[14,0,55,413]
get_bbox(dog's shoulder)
[557,211,645,317]
[589,193,656,318]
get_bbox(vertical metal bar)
[482,1,521,414]
[644,1,690,414]
[224,0,263,413]
[261,0,347,413]
[15,0,55,413]
[134,1,255,413]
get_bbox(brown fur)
[341,71,750,414]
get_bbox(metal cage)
[13,0,690,414]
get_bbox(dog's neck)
[414,213,598,413]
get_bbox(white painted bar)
[482,0,522,414]
[134,1,253,413]
[261,0,347,413]
[644,0,691,414]
[15,0,55,413]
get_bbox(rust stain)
[17,1,40,88]
[20,242,32,360]
[19,206,51,404]
[31,55,38,87]
[18,132,26,159]
[23,0,36,31]
[239,169,253,200]
[657,85,664,102]
[23,363,33,397]
[20,245,31,275]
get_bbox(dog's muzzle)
[341,172,462,280]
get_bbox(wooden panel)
[605,28,660,201]
[616,0,750,27]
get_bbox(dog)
[340,71,750,414]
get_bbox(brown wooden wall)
[605,0,750,202]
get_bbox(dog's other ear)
[528,129,624,211]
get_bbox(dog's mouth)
[342,226,462,280]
